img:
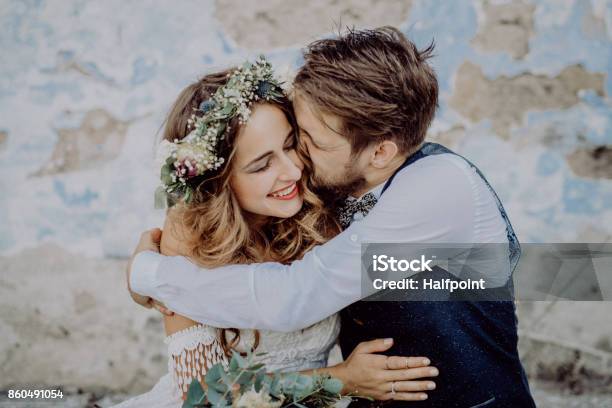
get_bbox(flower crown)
[155,56,285,208]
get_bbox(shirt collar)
[348,181,386,201]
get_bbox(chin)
[268,197,303,219]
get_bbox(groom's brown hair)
[294,26,438,155]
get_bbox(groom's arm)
[130,159,475,331]
[130,227,363,331]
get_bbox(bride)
[114,58,434,407]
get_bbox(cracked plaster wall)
[1,0,611,393]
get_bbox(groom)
[128,27,535,407]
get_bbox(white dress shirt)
[131,153,508,332]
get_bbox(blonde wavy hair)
[160,68,340,355]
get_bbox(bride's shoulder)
[164,320,219,351]
[164,313,202,336]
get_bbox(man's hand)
[126,228,173,316]
[331,338,437,401]
[133,228,162,258]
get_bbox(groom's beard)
[310,162,367,205]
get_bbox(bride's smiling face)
[230,103,304,219]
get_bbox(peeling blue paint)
[537,152,562,176]
[0,0,610,254]
[53,180,99,207]
[30,81,83,101]
[563,178,601,214]
[131,56,157,86]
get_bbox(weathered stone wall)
[1,0,611,402]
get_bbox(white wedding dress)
[110,314,340,407]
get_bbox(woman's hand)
[331,338,438,402]
[127,228,162,308]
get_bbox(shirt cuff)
[129,251,163,297]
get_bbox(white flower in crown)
[275,64,297,96]
[154,139,176,170]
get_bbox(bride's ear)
[370,140,400,169]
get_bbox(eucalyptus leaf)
[206,363,223,382]
[219,368,233,387]
[247,363,265,371]
[206,386,222,405]
[254,372,264,392]
[160,164,173,186]
[231,350,247,368]
[229,356,239,372]
[322,377,344,394]
[184,188,192,204]
[219,103,235,116]
[154,186,168,209]
[297,375,313,388]
[198,123,208,135]
[184,380,205,408]
[201,357,345,407]
[235,370,253,386]
[216,122,226,138]
[270,375,282,397]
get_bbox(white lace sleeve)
[164,325,228,399]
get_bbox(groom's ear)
[370,140,400,169]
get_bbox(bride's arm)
[159,211,228,400]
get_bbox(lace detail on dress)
[111,315,340,407]
[164,325,227,399]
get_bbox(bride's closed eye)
[252,135,297,173]
[253,161,271,173]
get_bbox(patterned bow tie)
[336,192,378,229]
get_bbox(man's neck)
[350,143,422,198]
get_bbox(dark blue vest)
[340,143,535,408]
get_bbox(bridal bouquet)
[183,351,345,408]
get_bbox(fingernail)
[430,368,439,376]
[422,358,430,365]
[420,394,428,400]
[383,338,393,345]
[428,382,436,390]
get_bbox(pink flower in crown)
[175,158,199,179]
